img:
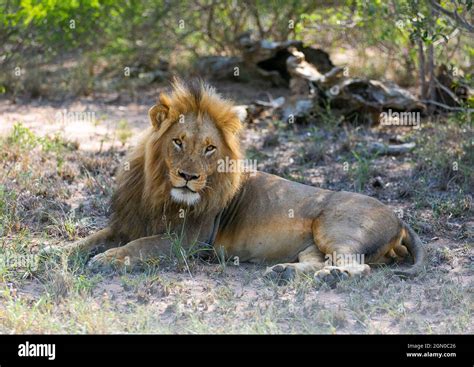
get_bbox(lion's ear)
[148,93,171,129]
[232,106,247,122]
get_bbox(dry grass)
[0,109,472,334]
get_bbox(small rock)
[370,176,384,188]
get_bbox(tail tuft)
[393,223,426,278]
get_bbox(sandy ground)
[0,85,472,334]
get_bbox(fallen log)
[328,79,426,114]
[236,31,335,86]
[196,33,434,125]
[368,142,416,155]
[286,47,344,88]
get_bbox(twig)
[248,1,266,39]
[434,77,462,105]
[421,99,474,112]
[369,142,416,155]
[429,0,474,33]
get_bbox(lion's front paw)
[264,264,297,285]
[314,268,349,289]
[88,247,132,273]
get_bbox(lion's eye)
[205,145,216,155]
[173,139,183,149]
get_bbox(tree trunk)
[426,4,437,114]
[418,40,427,100]
[426,42,436,114]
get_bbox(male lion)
[70,79,425,284]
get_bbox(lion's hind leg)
[264,245,327,285]
[263,244,369,287]
[314,262,370,288]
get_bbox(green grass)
[349,148,378,192]
[116,119,133,146]
[8,122,77,155]
[403,119,473,222]
[0,185,18,238]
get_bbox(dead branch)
[434,77,462,106]
[368,142,416,155]
[422,99,474,112]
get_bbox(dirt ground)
[0,82,472,334]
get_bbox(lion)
[69,78,425,284]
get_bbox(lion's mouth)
[170,186,201,205]
[174,185,197,193]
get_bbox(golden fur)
[69,78,425,282]
[109,79,243,241]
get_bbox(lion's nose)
[178,170,200,182]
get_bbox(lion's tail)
[393,223,426,278]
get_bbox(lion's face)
[143,79,244,211]
[164,113,223,206]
